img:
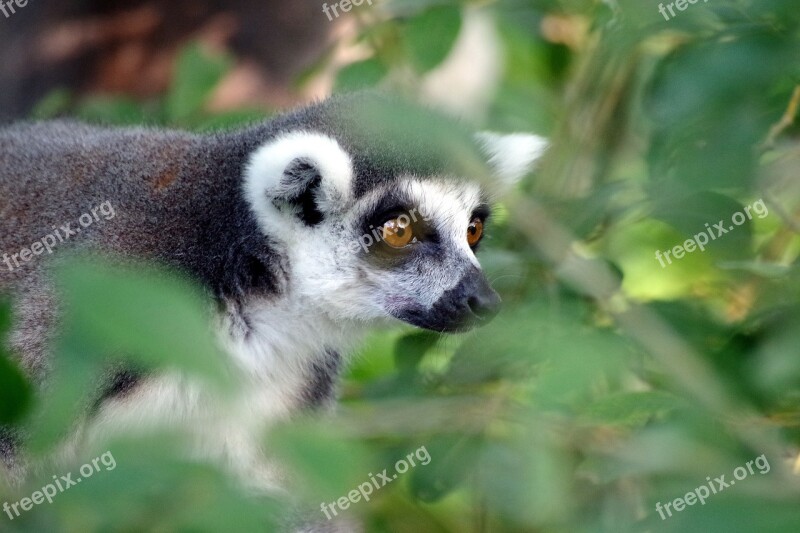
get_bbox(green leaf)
[29,258,232,449]
[75,96,149,125]
[581,391,685,428]
[343,93,489,182]
[194,109,270,132]
[394,331,438,373]
[0,302,31,424]
[646,32,792,191]
[30,88,73,120]
[0,355,31,425]
[57,259,231,384]
[409,436,481,503]
[336,58,388,92]
[403,6,462,73]
[650,192,753,260]
[166,43,233,123]
[266,421,373,502]
[37,433,281,531]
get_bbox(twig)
[763,85,800,149]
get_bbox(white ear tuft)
[244,131,353,229]
[475,132,548,187]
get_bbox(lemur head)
[241,96,547,333]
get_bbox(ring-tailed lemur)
[0,94,546,513]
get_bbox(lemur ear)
[475,132,548,189]
[244,131,353,227]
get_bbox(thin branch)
[763,85,800,149]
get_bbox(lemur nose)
[467,285,501,321]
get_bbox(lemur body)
[0,95,546,498]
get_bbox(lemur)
[0,94,546,518]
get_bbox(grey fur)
[303,349,342,409]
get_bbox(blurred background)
[3,0,800,531]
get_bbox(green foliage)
[336,59,389,92]
[7,434,282,531]
[401,6,462,72]
[6,0,800,532]
[32,42,258,132]
[0,303,31,424]
[167,43,234,123]
[28,258,233,452]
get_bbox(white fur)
[475,132,548,187]
[219,296,366,388]
[342,177,485,310]
[244,131,354,239]
[85,374,290,494]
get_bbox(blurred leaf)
[650,192,753,260]
[753,304,800,399]
[647,31,797,191]
[266,420,374,502]
[166,43,233,123]
[18,433,281,531]
[195,109,270,132]
[58,259,230,384]
[476,437,571,526]
[75,96,149,125]
[717,261,790,278]
[30,89,73,120]
[409,436,482,503]
[29,258,232,449]
[0,355,31,425]
[402,6,462,72]
[343,94,489,181]
[394,331,439,373]
[581,391,685,428]
[336,58,389,92]
[0,302,31,424]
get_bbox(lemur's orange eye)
[382,216,414,248]
[467,218,483,247]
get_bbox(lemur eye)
[382,216,415,248]
[467,218,484,247]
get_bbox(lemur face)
[244,130,545,333]
[337,177,498,333]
